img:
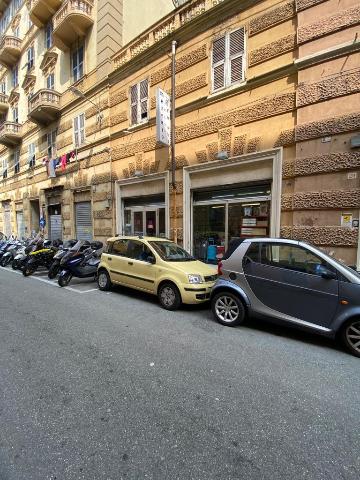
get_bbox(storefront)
[115,172,170,238]
[183,149,282,258]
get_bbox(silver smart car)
[211,238,360,357]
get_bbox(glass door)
[124,207,166,237]
[145,210,156,236]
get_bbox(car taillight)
[218,261,223,276]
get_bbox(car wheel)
[211,292,246,327]
[97,269,112,291]
[341,318,360,358]
[158,282,181,311]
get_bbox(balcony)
[28,89,61,125]
[53,0,94,51]
[0,93,9,113]
[29,0,63,28]
[0,121,21,147]
[0,36,22,68]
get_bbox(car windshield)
[149,241,195,262]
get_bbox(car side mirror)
[321,269,337,280]
[147,255,156,264]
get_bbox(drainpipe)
[171,40,177,243]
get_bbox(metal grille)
[75,202,93,242]
[49,215,62,241]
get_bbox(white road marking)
[0,267,99,294]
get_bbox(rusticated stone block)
[85,99,109,119]
[296,112,360,141]
[169,181,183,194]
[247,137,261,153]
[274,129,295,147]
[57,135,72,150]
[93,209,112,219]
[74,174,88,187]
[295,152,360,176]
[167,155,189,170]
[150,73,208,109]
[207,142,218,161]
[282,161,295,178]
[150,44,207,85]
[93,191,110,202]
[233,135,247,156]
[297,70,360,107]
[219,128,232,155]
[110,111,127,126]
[176,92,295,143]
[281,225,358,246]
[297,6,360,44]
[94,228,113,237]
[281,194,293,210]
[128,162,135,176]
[63,228,71,236]
[196,150,207,163]
[62,212,70,221]
[170,206,183,218]
[249,34,296,66]
[170,228,183,240]
[296,0,327,12]
[112,136,158,160]
[122,168,130,178]
[110,90,127,107]
[89,152,108,168]
[58,120,72,134]
[293,190,360,209]
[249,1,295,36]
[143,159,150,175]
[91,172,117,185]
[150,160,160,173]
[135,153,143,171]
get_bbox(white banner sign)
[156,88,171,146]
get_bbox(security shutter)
[3,203,11,237]
[75,202,92,241]
[49,215,62,241]
[16,211,25,239]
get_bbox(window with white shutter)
[130,79,149,126]
[74,113,85,147]
[211,27,245,92]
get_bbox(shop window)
[72,45,84,82]
[73,113,85,147]
[130,79,149,126]
[211,27,245,92]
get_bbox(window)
[46,73,55,90]
[0,81,5,94]
[45,21,53,50]
[14,26,19,38]
[12,106,18,123]
[27,92,34,113]
[27,46,34,71]
[14,149,20,174]
[212,27,245,92]
[130,79,149,126]
[243,242,260,263]
[127,240,152,261]
[73,113,85,147]
[2,157,7,179]
[111,239,129,256]
[12,65,18,88]
[47,129,57,157]
[28,143,36,168]
[260,243,334,277]
[72,45,84,82]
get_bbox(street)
[0,267,359,480]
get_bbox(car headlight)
[188,274,203,284]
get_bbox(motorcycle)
[58,240,103,287]
[13,234,44,271]
[47,239,77,279]
[22,239,62,277]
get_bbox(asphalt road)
[0,268,359,480]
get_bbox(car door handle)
[128,261,133,266]
[107,257,112,261]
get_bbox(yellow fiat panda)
[97,236,217,310]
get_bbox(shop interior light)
[242,203,261,206]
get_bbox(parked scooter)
[22,239,62,277]
[0,239,23,267]
[13,234,43,271]
[58,240,103,287]
[47,239,77,279]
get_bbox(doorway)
[2,202,11,237]
[48,204,62,240]
[123,194,166,237]
[30,199,40,234]
[75,201,93,241]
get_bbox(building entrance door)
[3,202,11,237]
[48,204,62,241]
[124,207,165,237]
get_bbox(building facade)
[0,0,360,265]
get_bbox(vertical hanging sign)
[156,88,171,146]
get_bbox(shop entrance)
[192,183,271,262]
[48,204,62,241]
[123,194,165,237]
[30,200,40,234]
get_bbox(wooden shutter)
[139,79,148,121]
[130,84,138,125]
[229,28,245,84]
[79,113,85,144]
[212,36,226,91]
[74,117,79,147]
